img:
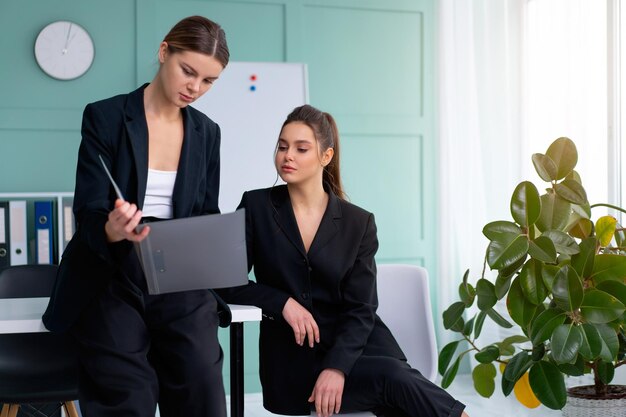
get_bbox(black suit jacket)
[218,186,405,415]
[43,84,228,332]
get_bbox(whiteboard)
[192,62,308,212]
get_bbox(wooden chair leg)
[6,405,18,417]
[0,404,9,417]
[63,401,80,417]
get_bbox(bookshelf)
[0,192,74,265]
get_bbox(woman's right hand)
[282,297,320,347]
[104,199,150,243]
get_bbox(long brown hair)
[281,104,346,200]
[162,15,229,68]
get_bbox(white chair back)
[375,264,438,382]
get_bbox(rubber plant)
[439,137,626,409]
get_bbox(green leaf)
[496,342,515,357]
[458,269,476,307]
[550,324,583,364]
[596,324,619,362]
[579,323,602,360]
[528,236,557,263]
[507,277,539,329]
[545,137,578,180]
[519,259,547,305]
[580,290,625,324]
[567,217,593,239]
[552,265,584,312]
[474,310,487,338]
[495,273,513,299]
[483,221,523,241]
[541,264,560,292]
[570,237,597,279]
[531,343,546,362]
[511,181,541,227]
[486,307,513,328]
[499,254,528,278]
[536,193,571,232]
[438,340,461,376]
[528,361,567,410]
[487,234,529,270]
[475,345,500,363]
[532,153,558,182]
[542,230,580,255]
[476,279,498,311]
[596,359,615,385]
[596,280,626,305]
[591,254,626,284]
[502,352,532,395]
[443,302,466,330]
[500,335,530,352]
[530,308,567,345]
[557,354,585,376]
[554,179,588,205]
[596,216,618,247]
[463,316,475,336]
[441,356,461,389]
[472,363,497,398]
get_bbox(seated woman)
[219,104,468,417]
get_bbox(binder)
[8,200,28,265]
[61,197,75,251]
[35,200,54,264]
[0,201,9,268]
[134,210,248,295]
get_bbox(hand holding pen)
[99,154,150,243]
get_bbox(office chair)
[0,264,79,417]
[304,264,439,417]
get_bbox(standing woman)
[219,105,469,417]
[43,16,230,417]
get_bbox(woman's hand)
[282,297,320,347]
[104,199,150,243]
[308,368,345,417]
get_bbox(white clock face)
[34,21,95,80]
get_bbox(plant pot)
[562,385,626,417]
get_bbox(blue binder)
[34,200,54,264]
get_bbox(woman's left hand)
[308,368,345,417]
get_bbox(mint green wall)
[0,0,435,394]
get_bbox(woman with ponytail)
[219,104,468,417]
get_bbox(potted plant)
[438,137,626,416]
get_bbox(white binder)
[9,200,28,265]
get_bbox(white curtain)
[437,0,525,346]
[436,0,609,349]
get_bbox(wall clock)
[34,21,95,80]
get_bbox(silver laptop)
[134,210,248,295]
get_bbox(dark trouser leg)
[70,280,158,417]
[341,356,466,417]
[147,290,227,417]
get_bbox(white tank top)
[142,169,177,219]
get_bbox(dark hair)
[281,104,346,200]
[162,15,229,68]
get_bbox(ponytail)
[321,112,345,200]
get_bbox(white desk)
[0,298,261,417]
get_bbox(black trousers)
[339,356,465,417]
[70,254,226,417]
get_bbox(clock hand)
[62,23,73,54]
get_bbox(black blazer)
[218,186,405,415]
[43,84,228,332]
